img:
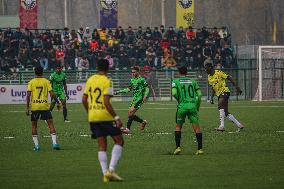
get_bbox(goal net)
[255,46,284,101]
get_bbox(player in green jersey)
[114,66,149,134]
[171,66,203,155]
[49,66,71,122]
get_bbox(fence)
[2,67,283,101]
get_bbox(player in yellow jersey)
[82,59,124,182]
[204,59,244,132]
[26,66,60,151]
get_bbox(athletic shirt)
[129,77,148,99]
[84,74,114,122]
[27,78,52,111]
[50,72,66,94]
[207,70,230,96]
[172,77,200,105]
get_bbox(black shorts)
[31,110,53,121]
[218,92,230,101]
[90,121,122,139]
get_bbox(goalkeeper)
[114,66,149,134]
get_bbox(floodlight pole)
[161,0,166,26]
[64,0,68,27]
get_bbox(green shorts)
[130,98,143,110]
[54,91,66,101]
[176,103,199,125]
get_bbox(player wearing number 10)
[171,66,203,155]
[26,66,60,151]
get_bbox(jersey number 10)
[181,85,194,98]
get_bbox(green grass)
[0,101,284,189]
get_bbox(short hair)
[132,66,140,72]
[178,66,187,75]
[97,59,109,72]
[34,66,43,76]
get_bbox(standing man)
[114,66,149,134]
[49,66,71,122]
[172,66,203,155]
[82,59,124,182]
[26,66,60,151]
[204,58,244,132]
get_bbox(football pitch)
[0,101,283,189]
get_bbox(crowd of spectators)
[0,25,234,75]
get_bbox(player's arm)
[227,75,242,95]
[26,91,31,116]
[104,95,122,128]
[104,80,122,128]
[196,89,202,112]
[63,80,69,100]
[49,90,57,101]
[171,87,178,101]
[114,87,132,95]
[143,81,150,103]
[82,94,88,113]
[210,87,215,104]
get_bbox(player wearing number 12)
[171,66,203,155]
[26,66,60,151]
[82,59,124,182]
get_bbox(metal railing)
[3,68,282,101]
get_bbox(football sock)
[51,133,57,144]
[175,131,181,147]
[195,133,203,150]
[63,107,67,120]
[219,109,225,128]
[32,135,39,146]
[109,144,123,172]
[132,115,143,123]
[98,151,108,175]
[227,114,241,127]
[126,116,134,129]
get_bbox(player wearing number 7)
[26,66,60,151]
[171,66,203,155]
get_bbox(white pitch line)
[156,132,171,135]
[79,134,90,137]
[276,131,284,133]
[3,136,15,139]
[43,135,51,138]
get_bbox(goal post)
[257,46,284,101]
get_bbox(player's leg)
[131,99,147,129]
[61,96,70,122]
[174,108,185,155]
[223,94,244,130]
[97,136,110,182]
[217,95,226,131]
[43,111,60,149]
[190,111,203,155]
[31,111,40,151]
[49,96,58,111]
[107,121,124,181]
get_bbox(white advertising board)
[0,84,85,104]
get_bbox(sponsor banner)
[100,0,118,28]
[19,0,38,29]
[176,0,194,28]
[0,84,85,104]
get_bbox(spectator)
[115,26,126,43]
[105,54,114,69]
[80,37,90,50]
[125,26,135,45]
[162,52,176,78]
[135,26,143,40]
[17,47,30,69]
[55,47,65,67]
[99,27,107,43]
[53,29,62,47]
[83,27,92,41]
[70,29,77,40]
[152,27,162,41]
[166,26,176,40]
[39,49,49,70]
[78,56,89,79]
[144,27,152,41]
[186,26,196,40]
[92,29,100,41]
[77,27,84,43]
[61,27,72,42]
[176,26,185,41]
[218,26,228,39]
[160,25,166,38]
